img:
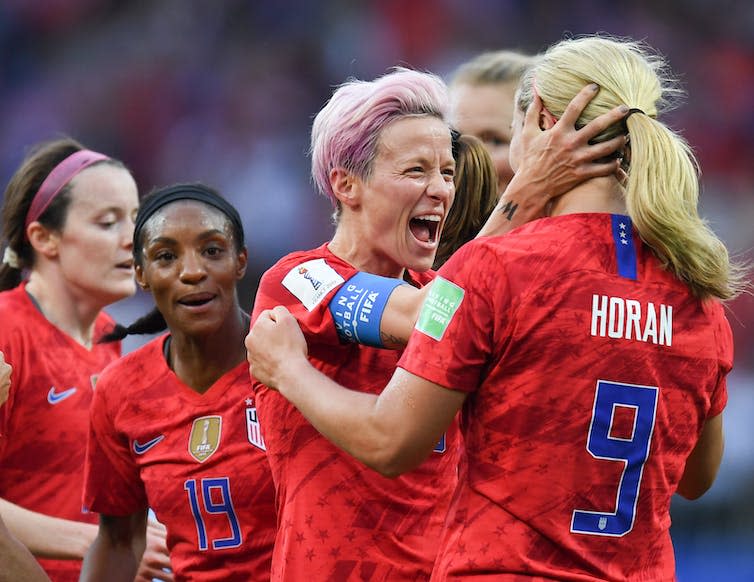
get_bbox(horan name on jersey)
[590,293,673,346]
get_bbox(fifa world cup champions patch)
[415,277,464,341]
[189,416,222,463]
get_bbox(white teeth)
[414,215,441,221]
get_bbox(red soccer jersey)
[252,243,462,582]
[0,283,120,581]
[399,214,733,581]
[84,336,276,582]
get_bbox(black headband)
[134,183,245,249]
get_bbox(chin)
[104,283,137,303]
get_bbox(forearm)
[79,535,139,582]
[0,517,49,582]
[0,497,95,559]
[677,414,724,500]
[248,306,461,475]
[277,358,401,474]
[79,513,146,582]
[476,172,550,238]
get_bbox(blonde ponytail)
[521,36,747,300]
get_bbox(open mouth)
[178,293,215,307]
[409,215,441,244]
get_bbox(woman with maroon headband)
[0,137,171,581]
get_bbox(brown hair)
[0,137,125,291]
[434,134,498,269]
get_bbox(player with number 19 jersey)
[252,243,462,581]
[84,335,276,581]
[399,214,732,581]
[0,283,119,581]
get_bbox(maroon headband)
[24,149,110,230]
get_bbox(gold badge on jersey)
[188,415,222,463]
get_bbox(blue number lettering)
[184,479,207,550]
[571,380,658,537]
[184,477,242,550]
[433,433,446,453]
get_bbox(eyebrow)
[146,229,228,245]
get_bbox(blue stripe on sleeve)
[611,214,637,280]
[328,272,405,347]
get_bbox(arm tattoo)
[380,331,406,347]
[498,200,518,221]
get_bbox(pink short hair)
[310,67,449,205]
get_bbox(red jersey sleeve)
[251,249,350,348]
[399,241,508,392]
[84,364,148,516]
[707,300,733,418]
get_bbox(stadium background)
[0,1,751,579]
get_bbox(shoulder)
[436,216,603,302]
[702,299,734,365]
[0,286,33,322]
[261,244,354,281]
[95,309,117,329]
[255,244,355,314]
[96,336,167,392]
[0,288,44,348]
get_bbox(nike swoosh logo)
[133,435,165,455]
[47,386,77,405]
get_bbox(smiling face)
[54,164,139,306]
[450,81,517,194]
[135,201,247,336]
[340,115,455,277]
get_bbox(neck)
[168,308,249,393]
[25,270,105,349]
[329,220,404,278]
[548,176,627,217]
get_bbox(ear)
[135,264,149,290]
[329,167,361,209]
[26,222,59,259]
[235,248,248,280]
[538,109,557,131]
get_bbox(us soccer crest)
[246,406,266,451]
[188,416,222,463]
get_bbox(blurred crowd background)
[1,1,752,579]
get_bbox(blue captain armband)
[328,271,405,347]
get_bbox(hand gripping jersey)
[399,214,733,581]
[251,243,462,582]
[84,337,276,582]
[0,283,120,581]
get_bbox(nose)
[426,169,454,205]
[122,221,135,250]
[179,251,207,283]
